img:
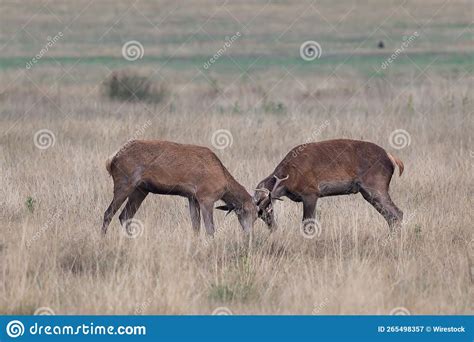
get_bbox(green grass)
[2,51,471,77]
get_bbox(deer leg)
[381,194,403,229]
[301,195,318,234]
[200,201,215,236]
[102,187,132,235]
[188,197,201,235]
[119,188,148,226]
[302,195,318,221]
[360,186,403,230]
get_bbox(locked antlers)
[254,174,289,203]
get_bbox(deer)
[102,140,257,236]
[253,139,404,231]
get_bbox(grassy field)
[0,0,473,315]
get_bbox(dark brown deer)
[102,140,257,236]
[254,139,404,230]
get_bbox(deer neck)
[222,178,251,209]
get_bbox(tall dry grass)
[0,68,472,314]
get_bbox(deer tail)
[387,152,404,177]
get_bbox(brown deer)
[254,139,404,230]
[102,140,257,236]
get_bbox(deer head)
[215,198,258,234]
[253,174,288,230]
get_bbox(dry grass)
[0,0,473,315]
[1,70,472,315]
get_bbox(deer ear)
[215,205,234,216]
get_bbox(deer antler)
[254,188,270,195]
[271,174,289,200]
